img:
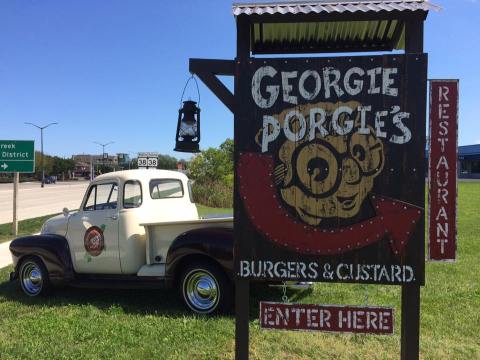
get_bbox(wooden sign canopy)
[188,2,439,359]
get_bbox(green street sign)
[0,140,35,173]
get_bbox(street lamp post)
[25,122,58,188]
[93,141,114,175]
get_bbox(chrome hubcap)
[21,262,43,296]
[185,270,219,313]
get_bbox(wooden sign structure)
[428,80,459,261]
[187,1,439,359]
[236,54,427,286]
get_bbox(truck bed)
[140,217,233,265]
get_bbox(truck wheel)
[19,257,50,297]
[180,261,232,315]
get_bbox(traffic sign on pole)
[138,152,159,169]
[0,140,35,173]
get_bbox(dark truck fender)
[9,234,75,286]
[165,227,233,284]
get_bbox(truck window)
[83,183,118,211]
[124,180,142,208]
[150,179,184,199]
[187,180,194,203]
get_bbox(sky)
[1,0,479,159]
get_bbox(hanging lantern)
[174,76,201,153]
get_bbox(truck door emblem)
[84,226,105,256]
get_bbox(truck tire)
[179,261,232,315]
[18,256,50,297]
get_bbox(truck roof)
[93,169,189,183]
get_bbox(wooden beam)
[235,14,251,360]
[401,17,424,360]
[189,59,235,113]
[189,58,235,76]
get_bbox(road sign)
[138,152,159,169]
[0,140,35,173]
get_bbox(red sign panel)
[259,302,394,335]
[428,80,458,261]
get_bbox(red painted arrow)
[238,152,422,257]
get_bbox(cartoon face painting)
[260,101,385,225]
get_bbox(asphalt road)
[0,180,90,224]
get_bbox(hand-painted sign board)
[234,54,427,285]
[0,140,35,173]
[428,80,458,262]
[259,302,394,335]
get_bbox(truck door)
[67,182,121,274]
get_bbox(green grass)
[0,214,60,244]
[196,204,233,217]
[0,185,478,359]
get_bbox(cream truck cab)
[9,169,234,314]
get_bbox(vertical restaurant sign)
[428,80,458,261]
[234,54,428,285]
[259,302,394,335]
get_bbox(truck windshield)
[150,179,184,199]
[84,183,118,211]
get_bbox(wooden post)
[235,279,250,360]
[234,14,250,360]
[401,17,424,360]
[12,172,19,236]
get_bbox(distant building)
[117,153,131,169]
[72,153,131,177]
[458,144,480,179]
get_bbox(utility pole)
[25,122,58,188]
[93,141,114,174]
[90,155,94,180]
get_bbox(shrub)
[192,180,233,208]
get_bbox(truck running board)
[137,263,166,277]
[70,274,168,289]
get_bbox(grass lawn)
[0,185,478,359]
[196,204,233,217]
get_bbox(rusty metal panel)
[253,20,404,53]
[234,1,438,53]
[234,54,427,285]
[428,80,458,262]
[233,1,440,16]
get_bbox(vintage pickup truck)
[9,169,235,314]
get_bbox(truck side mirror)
[63,207,69,217]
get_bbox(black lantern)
[174,76,201,153]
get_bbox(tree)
[188,138,233,185]
[157,154,178,170]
